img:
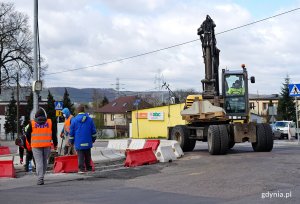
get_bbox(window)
[111,114,114,121]
[225,74,245,96]
[263,103,268,110]
[249,102,255,109]
[123,103,127,107]
[112,102,117,107]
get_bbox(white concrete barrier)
[91,147,125,162]
[91,147,111,162]
[0,155,14,161]
[159,140,184,158]
[128,139,146,150]
[155,146,177,163]
[107,139,129,151]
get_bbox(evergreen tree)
[4,92,17,140]
[277,76,296,121]
[62,88,74,115]
[45,90,57,138]
[102,96,109,106]
[24,91,33,127]
[46,90,56,122]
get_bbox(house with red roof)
[96,96,152,137]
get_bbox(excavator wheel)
[207,125,220,155]
[252,123,273,152]
[208,125,229,155]
[262,123,274,152]
[171,125,196,152]
[218,125,229,154]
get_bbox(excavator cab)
[222,65,254,122]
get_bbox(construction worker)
[60,108,75,155]
[70,105,96,173]
[26,108,58,185]
[15,127,35,172]
[227,80,245,95]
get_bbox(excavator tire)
[252,123,267,152]
[262,123,274,152]
[228,124,235,149]
[171,125,196,152]
[218,125,229,154]
[207,125,221,155]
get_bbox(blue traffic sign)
[54,101,63,110]
[133,99,141,107]
[289,84,300,97]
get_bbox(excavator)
[170,15,273,154]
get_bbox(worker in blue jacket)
[69,105,96,173]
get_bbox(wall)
[249,99,278,116]
[104,113,127,126]
[131,103,186,139]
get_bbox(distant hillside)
[0,86,277,104]
[0,87,119,103]
[47,87,119,103]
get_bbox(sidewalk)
[1,139,125,183]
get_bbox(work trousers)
[64,145,76,155]
[77,149,92,171]
[32,147,51,182]
[25,151,35,172]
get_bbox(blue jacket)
[69,113,97,150]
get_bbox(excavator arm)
[197,15,220,99]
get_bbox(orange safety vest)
[31,119,52,148]
[25,138,32,151]
[64,115,73,133]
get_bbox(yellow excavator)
[170,15,273,154]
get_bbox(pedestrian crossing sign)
[289,84,300,97]
[54,101,63,110]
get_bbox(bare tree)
[0,3,39,90]
[92,89,104,110]
[174,88,199,103]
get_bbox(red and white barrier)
[0,156,16,178]
[128,139,146,150]
[124,147,157,167]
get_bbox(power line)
[45,7,300,76]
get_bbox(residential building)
[96,96,152,137]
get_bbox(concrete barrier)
[159,140,184,158]
[91,147,125,162]
[107,139,129,151]
[91,147,111,162]
[155,146,177,163]
[128,139,146,150]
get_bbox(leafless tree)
[0,3,46,90]
[174,88,199,103]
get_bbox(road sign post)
[289,84,300,144]
[54,101,63,123]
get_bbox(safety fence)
[0,139,184,178]
[107,139,184,167]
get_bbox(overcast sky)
[11,0,300,95]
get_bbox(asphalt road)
[0,140,299,204]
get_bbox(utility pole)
[295,97,299,144]
[32,0,39,119]
[16,73,20,137]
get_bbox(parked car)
[273,121,296,140]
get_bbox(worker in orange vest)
[60,108,75,155]
[26,108,58,185]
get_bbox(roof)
[96,96,152,114]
